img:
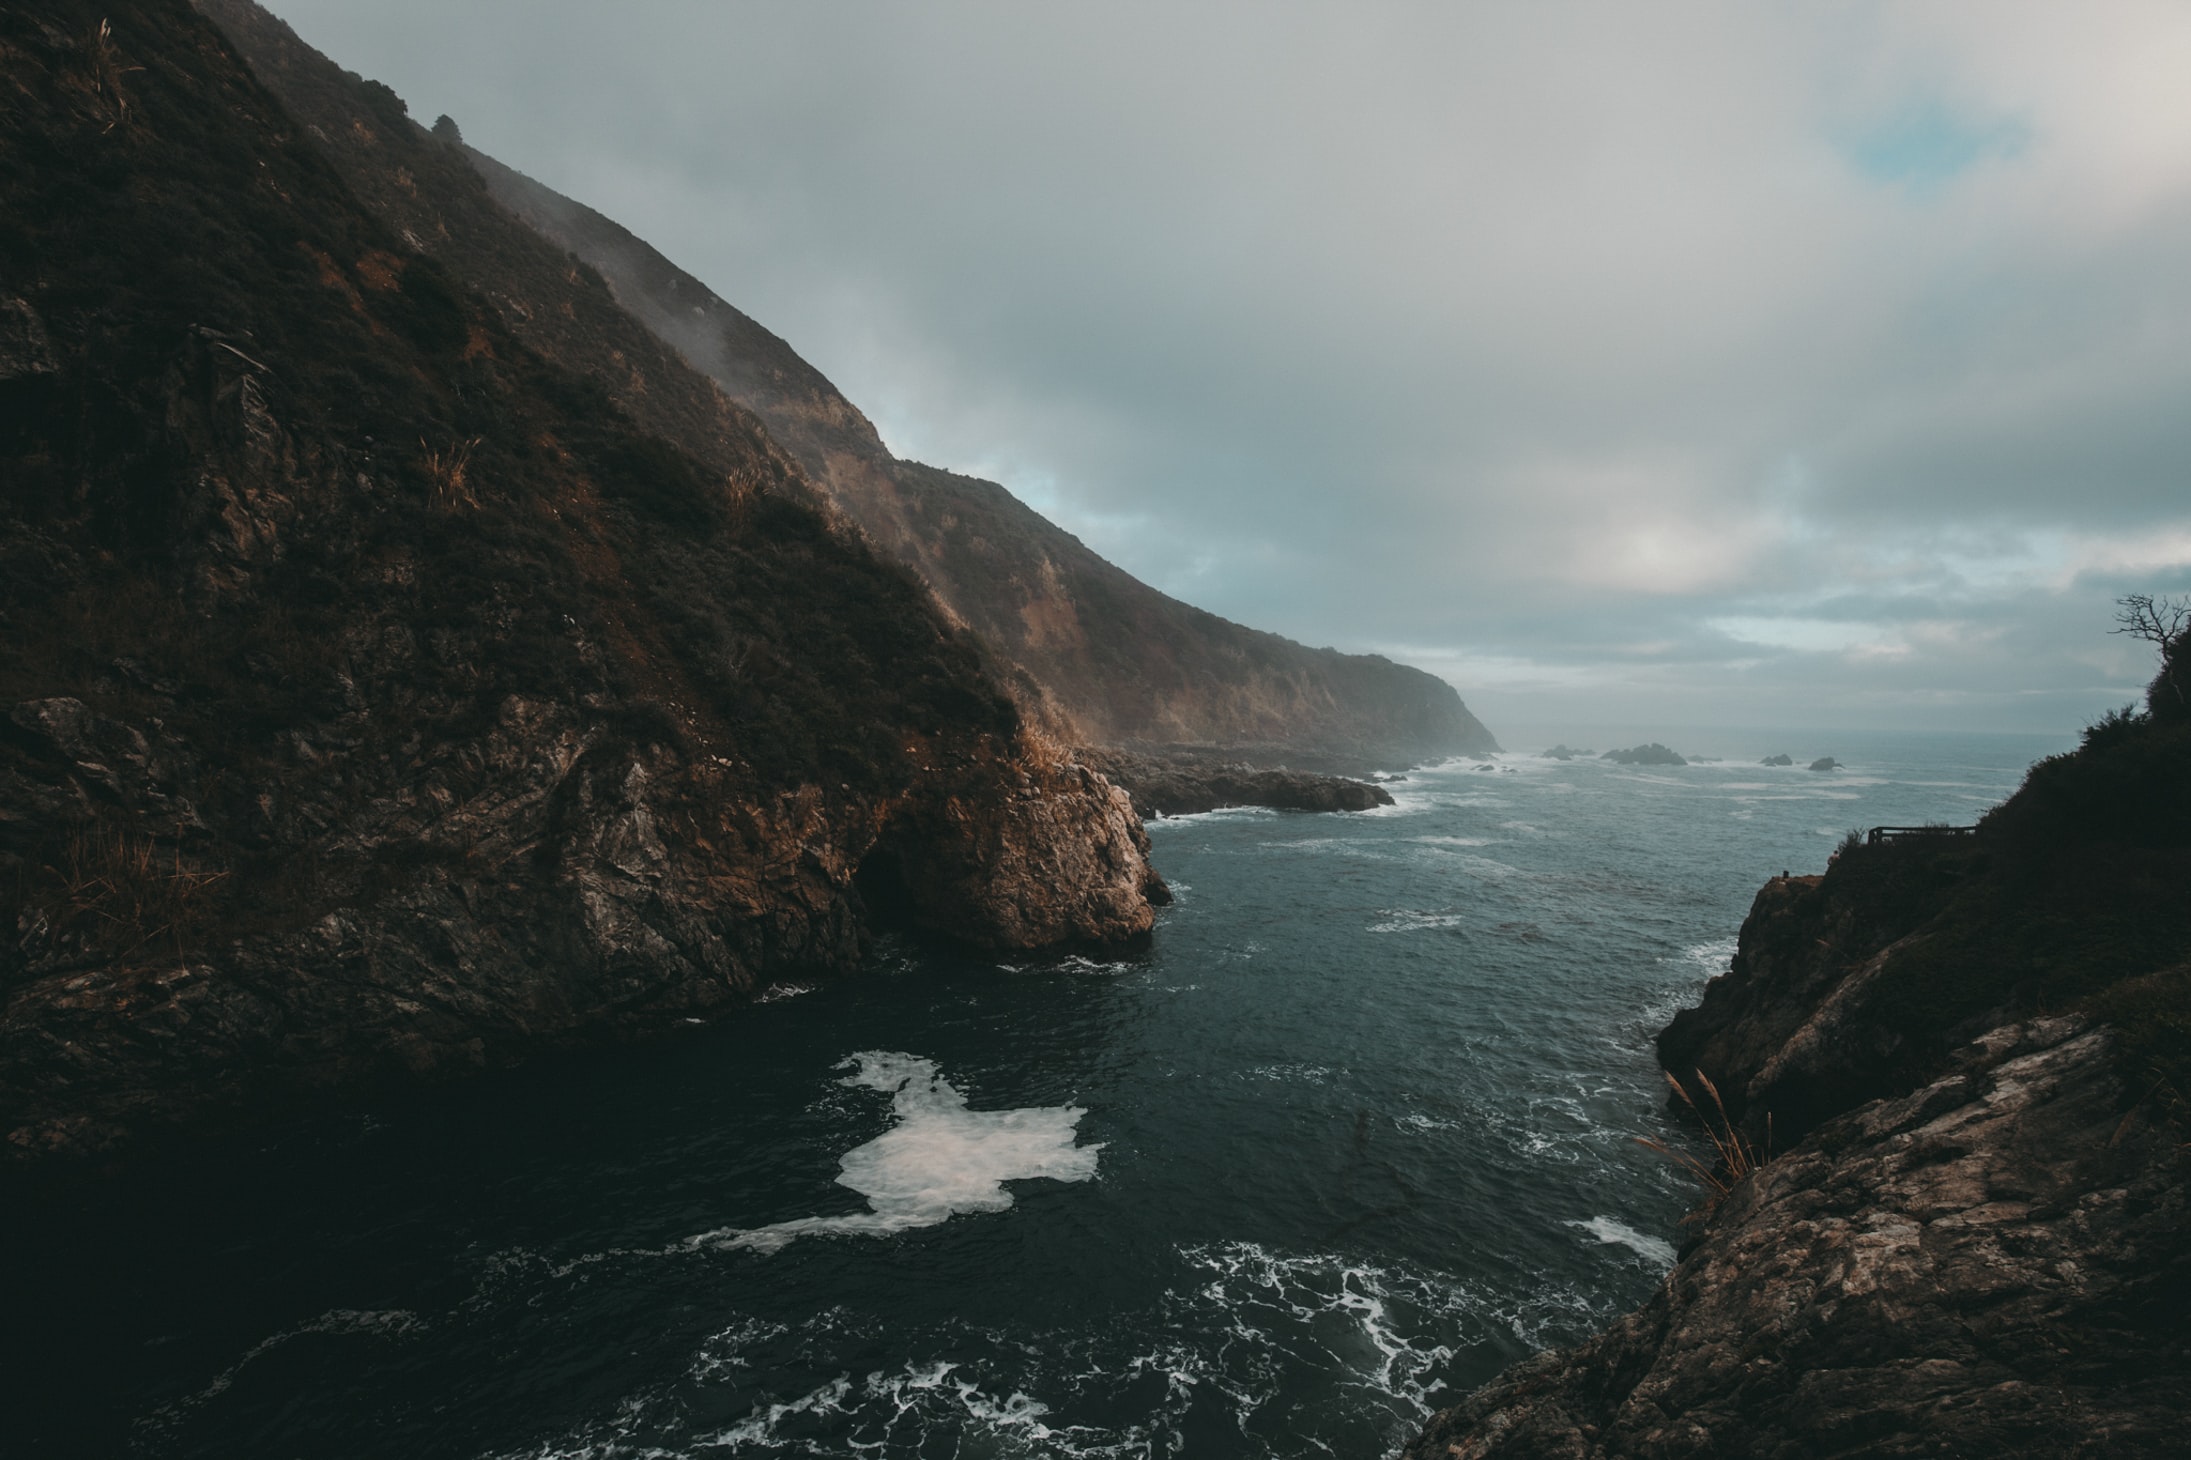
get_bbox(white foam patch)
[1240,1062,1334,1083]
[1568,1216,1677,1270]
[757,983,814,1003]
[1146,804,1276,826]
[1368,910,1468,934]
[1396,1112,1466,1133]
[687,1053,1101,1254]
[1678,937,1737,982]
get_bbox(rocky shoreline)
[1406,862,2191,1457]
[1407,1009,2185,1458]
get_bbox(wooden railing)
[1866,824,1976,846]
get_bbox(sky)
[262,0,2191,737]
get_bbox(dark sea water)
[2,728,2068,1459]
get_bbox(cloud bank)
[264,0,2191,733]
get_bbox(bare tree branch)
[2112,593,2191,646]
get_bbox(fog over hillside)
[264,0,2191,732]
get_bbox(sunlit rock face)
[0,0,1161,1162]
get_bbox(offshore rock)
[1601,743,1687,767]
[1404,1016,2190,1459]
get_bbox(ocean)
[0,728,2069,1458]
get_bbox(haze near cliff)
[265,0,2191,733]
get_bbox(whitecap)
[684,1052,1102,1254]
[1567,1216,1677,1269]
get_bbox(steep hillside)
[0,0,1162,1161]
[1408,659,2191,1456]
[190,0,1496,766]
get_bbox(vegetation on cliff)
[1660,604,2191,1142]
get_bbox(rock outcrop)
[1601,744,1687,767]
[1078,747,1394,818]
[1405,1015,2189,1459]
[0,0,1160,1162]
[169,0,1499,766]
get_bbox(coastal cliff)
[184,0,1498,766]
[0,0,1161,1162]
[1410,698,2191,1453]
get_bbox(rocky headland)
[1077,747,1394,818]
[1410,676,2191,1456]
[188,0,1501,770]
[0,0,1164,1162]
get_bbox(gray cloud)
[264,0,2191,734]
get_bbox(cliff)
[0,0,1162,1163]
[1410,700,2191,1454]
[182,0,1497,766]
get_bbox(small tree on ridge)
[2114,593,2191,721]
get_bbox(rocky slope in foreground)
[0,0,1162,1163]
[1411,696,2191,1456]
[187,0,1497,766]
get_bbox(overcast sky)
[264,0,2191,737]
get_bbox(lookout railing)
[1866,824,1977,846]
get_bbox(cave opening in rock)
[853,841,918,931]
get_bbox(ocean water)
[0,729,2067,1459]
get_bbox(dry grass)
[88,18,143,132]
[26,825,228,970]
[421,436,483,511]
[1637,1068,1770,1222]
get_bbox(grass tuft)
[1638,1069,1770,1223]
[420,436,482,512]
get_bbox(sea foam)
[689,1052,1101,1254]
[1568,1215,1677,1269]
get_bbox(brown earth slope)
[0,0,1162,1163]
[187,0,1495,766]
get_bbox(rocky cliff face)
[0,0,1161,1163]
[1410,707,2191,1456]
[1406,1015,2188,1459]
[181,0,1495,765]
